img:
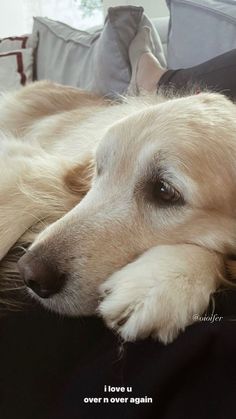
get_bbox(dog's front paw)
[98,264,185,344]
[98,272,179,344]
[98,245,221,344]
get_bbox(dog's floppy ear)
[64,156,95,197]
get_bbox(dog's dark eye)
[145,179,183,206]
[157,180,181,203]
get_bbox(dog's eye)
[157,181,180,203]
[148,179,183,206]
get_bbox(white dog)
[1,81,235,343]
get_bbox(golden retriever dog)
[1,81,236,343]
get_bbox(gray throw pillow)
[33,6,166,97]
[167,0,236,69]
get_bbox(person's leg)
[128,27,167,94]
[159,49,236,99]
[128,29,236,100]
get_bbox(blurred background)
[0,0,169,37]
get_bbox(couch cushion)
[167,0,236,69]
[152,16,169,59]
[33,6,166,97]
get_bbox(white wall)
[103,0,169,18]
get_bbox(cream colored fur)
[1,81,235,343]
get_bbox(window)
[24,0,104,33]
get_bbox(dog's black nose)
[18,252,66,298]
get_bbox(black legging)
[158,49,236,100]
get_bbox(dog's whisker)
[1,286,25,292]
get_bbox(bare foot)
[128,27,167,94]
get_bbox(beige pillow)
[0,34,37,53]
[0,48,33,92]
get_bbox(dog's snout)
[18,252,66,298]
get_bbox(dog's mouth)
[26,281,100,317]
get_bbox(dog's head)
[18,92,236,315]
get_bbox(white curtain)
[22,0,44,32]
[22,0,104,32]
[0,0,104,38]
[103,0,169,18]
